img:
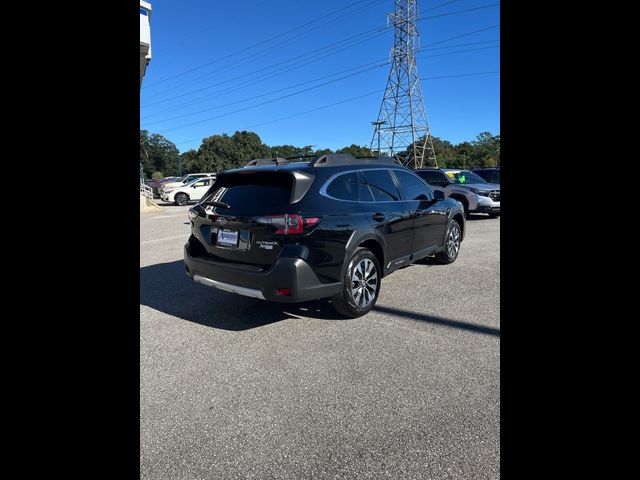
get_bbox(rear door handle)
[372,213,385,222]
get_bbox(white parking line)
[140,234,189,245]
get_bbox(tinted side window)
[326,173,358,201]
[393,171,433,201]
[436,172,451,186]
[356,171,374,202]
[422,171,450,187]
[361,170,400,201]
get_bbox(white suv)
[161,177,215,205]
[159,173,216,196]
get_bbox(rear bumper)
[184,242,341,303]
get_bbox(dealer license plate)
[216,229,238,247]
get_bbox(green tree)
[336,144,374,157]
[140,130,180,178]
[196,131,270,172]
[151,171,164,180]
[314,148,333,156]
[269,144,315,158]
[179,149,199,174]
[469,132,500,167]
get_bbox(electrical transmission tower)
[370,0,437,169]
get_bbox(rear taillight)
[253,214,321,235]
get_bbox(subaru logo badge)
[216,217,227,226]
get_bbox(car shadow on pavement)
[140,260,346,331]
[141,261,499,335]
[373,305,500,337]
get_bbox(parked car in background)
[144,176,181,198]
[471,167,500,184]
[159,173,216,196]
[162,176,215,205]
[414,168,500,218]
[184,154,466,317]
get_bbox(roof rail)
[284,154,317,161]
[243,157,290,167]
[310,153,402,167]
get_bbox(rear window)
[203,172,293,212]
[326,172,358,201]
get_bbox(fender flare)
[340,229,387,280]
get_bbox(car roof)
[224,154,408,175]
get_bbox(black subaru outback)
[184,154,465,317]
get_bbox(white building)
[140,1,160,210]
[140,1,152,87]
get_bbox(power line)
[155,63,389,134]
[144,0,390,98]
[418,2,500,22]
[417,44,499,59]
[422,39,499,51]
[142,31,389,117]
[142,4,499,106]
[141,26,388,107]
[148,0,460,87]
[239,90,385,131]
[167,70,500,143]
[142,0,378,88]
[143,60,387,126]
[143,22,500,114]
[142,41,498,122]
[142,35,498,128]
[152,0,273,55]
[143,42,499,126]
[423,0,463,12]
[423,23,499,48]
[241,70,501,133]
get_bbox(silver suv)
[415,168,500,218]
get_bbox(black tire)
[175,193,189,206]
[434,220,462,264]
[331,248,381,318]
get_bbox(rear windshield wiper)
[202,200,231,209]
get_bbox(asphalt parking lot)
[140,202,500,479]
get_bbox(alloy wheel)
[350,258,378,307]
[446,224,460,259]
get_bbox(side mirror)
[192,185,197,188]
[434,190,445,201]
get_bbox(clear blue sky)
[140,0,500,153]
